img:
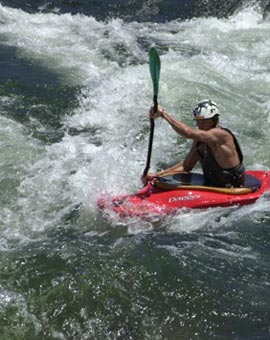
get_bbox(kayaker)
[142,99,245,188]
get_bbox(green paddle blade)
[149,47,160,97]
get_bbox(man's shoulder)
[210,126,234,141]
[211,126,228,134]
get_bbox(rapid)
[0,1,270,338]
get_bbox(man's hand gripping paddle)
[143,47,161,177]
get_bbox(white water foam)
[0,4,270,242]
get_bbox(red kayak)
[98,170,270,218]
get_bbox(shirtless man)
[142,99,245,188]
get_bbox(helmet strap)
[212,115,219,127]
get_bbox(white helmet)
[193,99,220,119]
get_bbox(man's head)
[193,99,220,129]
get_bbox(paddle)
[143,47,161,177]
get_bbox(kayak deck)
[154,172,261,194]
[98,170,270,218]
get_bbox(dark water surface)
[0,0,244,21]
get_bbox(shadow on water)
[0,44,80,144]
[2,0,269,22]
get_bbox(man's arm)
[141,161,185,184]
[156,161,185,176]
[162,110,221,142]
[183,141,198,172]
[152,107,224,144]
[141,142,198,185]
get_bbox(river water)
[1,1,270,339]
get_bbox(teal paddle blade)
[149,47,161,97]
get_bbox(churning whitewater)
[1,4,270,236]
